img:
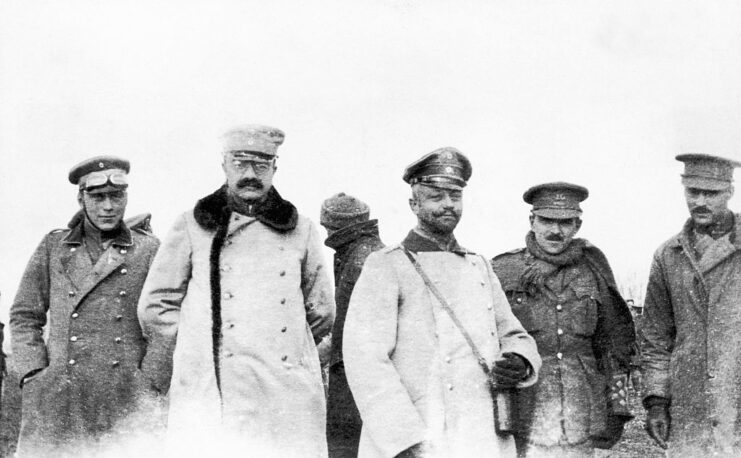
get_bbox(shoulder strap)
[402,247,490,374]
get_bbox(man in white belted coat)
[344,147,541,458]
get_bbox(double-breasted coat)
[343,231,541,458]
[642,215,741,456]
[10,213,160,456]
[138,186,335,457]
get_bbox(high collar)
[62,210,133,246]
[401,228,469,254]
[324,219,380,250]
[671,213,741,250]
[193,185,298,232]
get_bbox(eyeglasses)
[230,158,274,175]
[81,171,129,190]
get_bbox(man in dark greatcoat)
[491,182,635,458]
[10,156,160,456]
[642,154,741,456]
[320,192,385,458]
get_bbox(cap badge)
[554,193,566,201]
[98,162,105,168]
[445,166,454,173]
[444,151,453,159]
[247,138,255,146]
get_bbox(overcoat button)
[115,337,122,343]
[280,298,286,304]
[281,355,288,361]
[121,268,128,274]
[557,329,563,335]
[71,313,79,318]
[69,359,76,365]
[281,327,287,332]
[556,352,563,359]
[119,291,127,296]
[69,291,76,297]
[556,304,563,311]
[280,270,286,276]
[445,356,451,363]
[70,336,78,342]
[120,249,127,254]
[516,298,522,303]
[112,361,120,367]
[115,315,123,321]
[447,384,454,391]
[223,292,233,300]
[70,247,77,252]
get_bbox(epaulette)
[492,247,526,261]
[48,228,67,234]
[125,213,154,235]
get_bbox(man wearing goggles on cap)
[10,155,161,456]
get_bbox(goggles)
[80,170,129,191]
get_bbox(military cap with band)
[676,153,741,191]
[68,155,130,194]
[403,147,472,191]
[221,124,285,158]
[523,182,589,219]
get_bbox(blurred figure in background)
[320,192,385,458]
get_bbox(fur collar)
[194,185,298,232]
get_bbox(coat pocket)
[569,285,599,337]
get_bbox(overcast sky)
[2,0,741,351]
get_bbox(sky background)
[2,0,741,352]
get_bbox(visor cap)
[221,124,285,157]
[403,147,472,191]
[68,156,130,193]
[676,153,741,190]
[524,182,588,219]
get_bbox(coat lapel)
[71,245,127,310]
[60,244,93,291]
[697,235,737,275]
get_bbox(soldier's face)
[530,215,581,255]
[79,189,128,231]
[409,185,463,236]
[684,186,733,226]
[223,154,276,202]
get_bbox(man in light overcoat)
[138,124,335,457]
[343,147,541,458]
[10,156,160,456]
[642,154,741,456]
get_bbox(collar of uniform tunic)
[402,229,470,255]
[672,212,741,251]
[193,185,298,233]
[61,210,133,247]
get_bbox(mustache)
[434,211,459,218]
[545,234,564,242]
[237,178,264,189]
[691,206,711,213]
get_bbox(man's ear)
[77,191,84,210]
[408,197,419,215]
[575,218,583,233]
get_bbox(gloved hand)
[591,413,631,449]
[491,352,530,388]
[646,404,670,450]
[395,441,432,458]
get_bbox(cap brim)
[532,208,581,219]
[681,176,731,191]
[84,184,128,195]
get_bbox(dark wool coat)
[324,219,384,455]
[10,213,160,456]
[642,215,741,456]
[138,186,335,457]
[491,241,634,449]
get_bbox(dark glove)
[395,441,431,458]
[491,353,530,388]
[591,413,631,449]
[645,403,670,450]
